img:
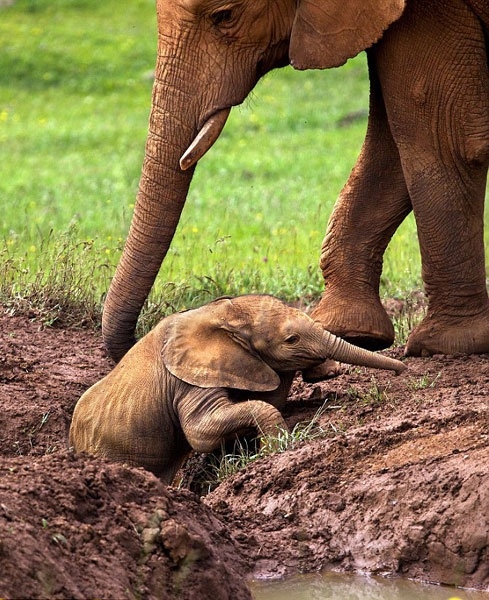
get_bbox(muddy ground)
[0,304,488,598]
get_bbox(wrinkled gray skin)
[71,295,405,484]
[102,0,489,364]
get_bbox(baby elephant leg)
[182,399,288,454]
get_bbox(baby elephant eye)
[210,9,233,27]
[284,334,300,345]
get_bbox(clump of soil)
[0,312,251,600]
[0,452,251,600]
[0,307,488,597]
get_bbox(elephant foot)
[405,309,489,357]
[312,288,395,351]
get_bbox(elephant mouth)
[179,107,231,171]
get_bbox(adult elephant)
[102,0,489,363]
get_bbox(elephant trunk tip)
[393,361,408,375]
[102,315,138,364]
[357,354,407,375]
[104,337,136,364]
[320,329,408,376]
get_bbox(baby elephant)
[69,295,405,483]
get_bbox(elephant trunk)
[102,74,197,363]
[319,329,406,375]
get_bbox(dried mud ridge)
[0,308,488,598]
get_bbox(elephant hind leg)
[377,0,489,356]
[406,308,489,357]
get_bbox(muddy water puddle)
[251,572,489,600]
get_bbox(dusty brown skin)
[71,295,405,483]
[101,0,489,363]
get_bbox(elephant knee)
[454,92,489,169]
[461,129,489,169]
[186,430,220,453]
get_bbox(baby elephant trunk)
[319,329,406,375]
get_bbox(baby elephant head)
[163,294,406,391]
[70,295,405,485]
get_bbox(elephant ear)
[290,0,406,69]
[161,299,280,392]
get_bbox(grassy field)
[1,0,485,332]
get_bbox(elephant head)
[162,295,406,391]
[102,0,406,362]
[71,295,405,483]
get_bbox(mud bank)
[0,309,487,597]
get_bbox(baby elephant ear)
[290,0,406,69]
[161,299,280,392]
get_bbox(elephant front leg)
[180,396,288,454]
[314,51,411,351]
[376,0,489,356]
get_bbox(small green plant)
[391,291,427,345]
[210,439,261,483]
[327,421,347,435]
[352,377,391,407]
[346,377,389,406]
[13,410,53,455]
[407,372,442,391]
[345,386,360,401]
[39,411,51,428]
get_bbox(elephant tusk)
[180,107,231,171]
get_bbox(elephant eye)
[210,9,233,27]
[284,334,300,345]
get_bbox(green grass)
[1,0,485,328]
[0,227,107,326]
[407,372,441,391]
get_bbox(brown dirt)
[0,306,488,597]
